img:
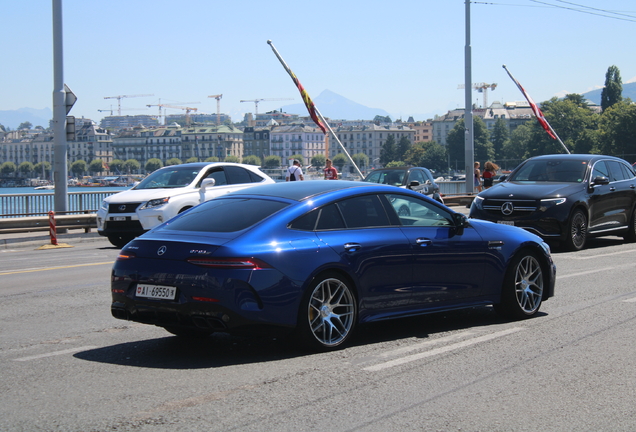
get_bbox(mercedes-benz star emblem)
[118,205,127,211]
[157,246,167,256]
[501,202,514,216]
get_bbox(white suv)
[97,162,275,247]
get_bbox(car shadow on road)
[549,236,626,253]
[74,306,543,369]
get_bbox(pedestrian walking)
[286,160,304,181]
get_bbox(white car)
[97,162,275,247]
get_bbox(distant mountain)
[581,81,636,105]
[0,108,52,129]
[280,89,391,121]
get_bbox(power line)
[473,1,636,23]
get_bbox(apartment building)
[269,124,326,163]
[180,124,244,161]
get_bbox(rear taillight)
[116,251,136,261]
[186,257,271,269]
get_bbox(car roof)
[528,154,626,163]
[157,162,256,170]
[227,180,382,202]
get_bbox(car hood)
[104,187,196,203]
[479,181,582,199]
[468,217,545,242]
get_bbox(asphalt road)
[1,231,635,431]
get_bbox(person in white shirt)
[286,160,304,181]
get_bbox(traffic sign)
[64,83,77,114]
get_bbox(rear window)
[163,198,288,232]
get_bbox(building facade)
[270,124,326,163]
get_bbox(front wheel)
[494,251,544,320]
[296,272,357,351]
[565,209,587,251]
[623,208,636,242]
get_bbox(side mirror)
[200,178,216,191]
[452,212,469,235]
[498,175,508,182]
[408,181,420,189]
[592,176,610,186]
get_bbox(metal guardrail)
[0,190,119,218]
[0,213,97,234]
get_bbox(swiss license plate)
[136,284,177,300]
[113,216,126,221]
[497,220,515,226]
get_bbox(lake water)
[0,186,129,195]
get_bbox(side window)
[619,162,636,180]
[203,168,227,186]
[408,170,425,185]
[383,193,453,227]
[316,204,345,230]
[592,161,610,181]
[337,195,390,228]
[224,166,252,184]
[290,208,320,231]
[607,161,627,182]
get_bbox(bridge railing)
[0,191,120,218]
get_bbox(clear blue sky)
[2,0,635,124]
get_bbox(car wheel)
[296,272,357,351]
[623,208,636,242]
[494,251,544,319]
[565,209,587,251]
[107,234,135,248]
[398,205,411,216]
[163,326,212,339]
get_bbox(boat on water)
[34,185,55,190]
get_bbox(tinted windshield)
[508,159,589,183]
[134,166,202,189]
[163,198,288,232]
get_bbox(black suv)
[469,154,636,251]
[363,167,444,203]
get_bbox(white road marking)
[363,327,524,372]
[376,331,477,359]
[13,346,98,362]
[558,263,634,279]
[623,296,636,303]
[561,249,636,260]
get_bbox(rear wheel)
[565,209,587,251]
[296,272,357,351]
[494,251,544,320]
[107,234,135,248]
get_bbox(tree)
[601,65,622,112]
[166,158,182,166]
[386,161,405,168]
[205,156,220,162]
[598,100,636,156]
[396,136,412,161]
[243,155,261,166]
[380,134,397,165]
[123,159,140,174]
[405,141,447,172]
[502,123,531,167]
[34,162,51,178]
[446,117,494,168]
[311,154,326,168]
[1,161,17,176]
[185,157,199,163]
[145,158,163,173]
[89,159,104,174]
[332,153,348,171]
[351,152,369,171]
[225,155,240,163]
[264,155,281,168]
[70,160,87,177]
[18,121,32,130]
[373,115,391,124]
[490,118,509,160]
[109,159,124,174]
[19,161,34,177]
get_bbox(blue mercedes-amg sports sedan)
[111,180,555,351]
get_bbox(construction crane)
[146,103,200,125]
[207,94,223,124]
[98,106,145,116]
[239,98,293,115]
[457,83,497,108]
[103,94,154,115]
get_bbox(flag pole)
[267,40,364,178]
[502,65,570,154]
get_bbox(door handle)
[610,187,616,191]
[416,238,432,246]
[344,243,361,252]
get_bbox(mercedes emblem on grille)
[501,202,514,216]
[157,246,167,256]
[118,205,127,211]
